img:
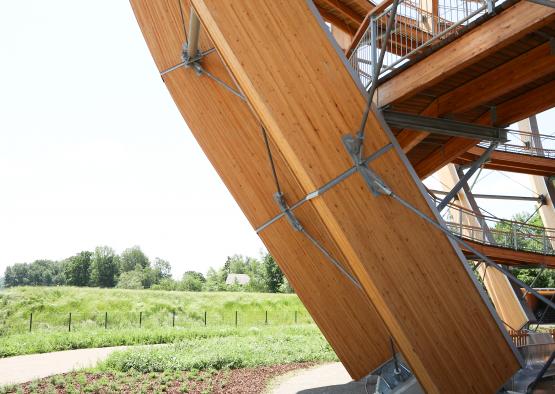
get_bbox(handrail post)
[512,224,518,250]
[370,16,378,86]
[486,0,494,14]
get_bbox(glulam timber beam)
[190,1,520,392]
[462,242,555,269]
[397,41,555,152]
[455,147,555,177]
[377,1,555,107]
[437,42,555,116]
[414,77,555,178]
[130,0,392,380]
[318,0,364,25]
[318,7,356,34]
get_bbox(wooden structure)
[126,0,555,391]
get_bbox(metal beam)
[430,190,544,203]
[437,143,498,211]
[186,9,201,60]
[456,165,494,244]
[383,110,508,142]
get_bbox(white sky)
[1,1,554,278]
[0,1,265,278]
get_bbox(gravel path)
[0,346,128,385]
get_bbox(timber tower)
[131,0,555,392]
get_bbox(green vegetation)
[0,325,334,392]
[494,211,555,287]
[2,245,294,294]
[99,326,335,372]
[0,287,312,357]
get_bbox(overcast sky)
[1,1,553,278]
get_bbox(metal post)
[29,313,33,333]
[544,232,548,254]
[187,9,201,60]
[104,312,108,330]
[459,206,463,236]
[235,311,238,327]
[370,17,378,86]
[486,0,494,13]
[204,311,207,326]
[172,312,175,327]
[265,310,268,325]
[139,312,142,328]
[438,143,498,211]
[512,224,518,250]
[68,312,72,332]
[455,166,494,244]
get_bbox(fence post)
[172,312,175,327]
[139,312,142,328]
[235,311,238,327]
[204,311,207,326]
[265,310,268,325]
[512,224,518,250]
[295,311,297,324]
[68,312,72,332]
[544,232,548,255]
[104,312,108,330]
[29,313,33,333]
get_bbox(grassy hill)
[0,287,310,332]
[0,287,318,357]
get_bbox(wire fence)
[0,310,315,336]
[440,201,555,255]
[477,129,555,159]
[349,0,500,89]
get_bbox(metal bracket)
[274,192,303,232]
[342,135,392,197]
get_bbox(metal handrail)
[349,0,500,89]
[439,200,555,256]
[477,129,555,159]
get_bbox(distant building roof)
[226,273,250,285]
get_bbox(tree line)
[1,247,293,293]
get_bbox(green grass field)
[0,287,315,357]
[0,287,336,393]
[0,286,311,333]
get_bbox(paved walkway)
[269,363,368,394]
[0,346,128,385]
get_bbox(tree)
[203,267,227,291]
[119,246,150,272]
[152,258,172,281]
[180,271,205,291]
[64,251,92,286]
[90,246,119,287]
[278,277,294,293]
[117,270,144,289]
[263,254,284,293]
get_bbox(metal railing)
[349,0,499,89]
[439,200,555,255]
[477,129,555,159]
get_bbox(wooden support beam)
[191,1,520,392]
[317,7,356,34]
[130,0,391,380]
[462,241,555,269]
[455,147,555,177]
[397,42,555,152]
[438,42,555,116]
[482,78,555,127]
[318,0,364,25]
[414,76,555,178]
[377,2,555,107]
